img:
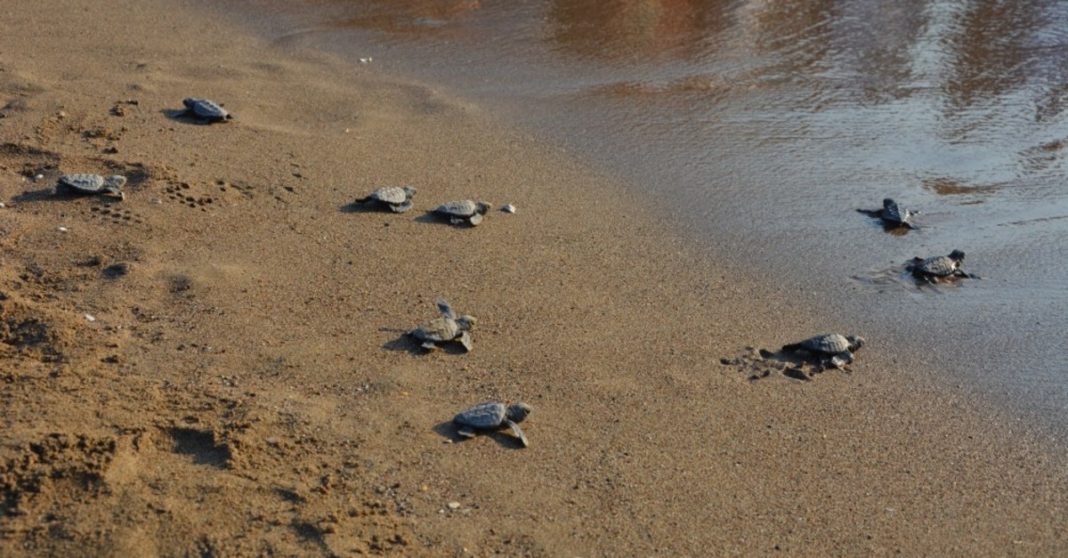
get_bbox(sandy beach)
[2,0,1067,555]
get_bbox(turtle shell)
[58,174,107,193]
[370,186,411,205]
[410,316,460,342]
[183,98,230,121]
[882,199,907,224]
[915,255,959,277]
[434,200,480,217]
[453,402,506,430]
[796,333,852,354]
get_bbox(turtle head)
[847,335,865,351]
[882,198,895,209]
[949,249,965,262]
[403,185,417,197]
[475,201,491,215]
[182,98,198,109]
[104,175,127,199]
[456,315,477,331]
[506,402,531,423]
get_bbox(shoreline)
[1,0,1066,555]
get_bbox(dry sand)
[1,0,1066,555]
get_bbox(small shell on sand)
[84,314,96,322]
[58,226,69,232]
[502,204,517,214]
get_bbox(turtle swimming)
[781,333,865,369]
[857,198,918,229]
[907,249,976,282]
[432,200,491,226]
[355,186,416,213]
[407,298,476,352]
[181,98,232,123]
[56,174,126,200]
[453,401,531,448]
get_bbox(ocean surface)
[213,0,1068,429]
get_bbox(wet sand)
[1,0,1067,555]
[224,0,1068,427]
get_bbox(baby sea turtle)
[407,298,476,352]
[182,98,232,123]
[453,401,532,448]
[857,198,918,229]
[907,249,976,281]
[56,174,126,200]
[432,200,491,226]
[781,333,865,369]
[356,186,416,213]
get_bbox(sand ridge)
[1,0,1067,555]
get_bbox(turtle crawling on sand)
[857,198,918,229]
[781,333,865,369]
[356,186,416,213]
[907,250,976,281]
[181,97,232,123]
[407,298,476,352]
[56,174,126,200]
[432,200,491,226]
[453,401,531,448]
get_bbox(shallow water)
[219,0,1068,427]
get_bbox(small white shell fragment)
[84,314,96,322]
[57,226,69,232]
[359,57,373,64]
[447,501,461,510]
[502,204,516,214]
[0,202,6,208]
[34,174,45,181]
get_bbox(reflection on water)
[244,0,1068,421]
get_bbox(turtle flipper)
[458,331,473,352]
[468,213,483,226]
[436,298,457,319]
[457,427,478,439]
[392,201,413,213]
[421,341,439,351]
[828,351,853,369]
[450,216,464,225]
[505,419,529,448]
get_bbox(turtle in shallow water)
[453,401,531,447]
[356,186,416,213]
[781,333,865,369]
[407,298,476,352]
[907,249,976,281]
[857,198,918,229]
[182,97,232,122]
[56,174,126,200]
[432,200,491,226]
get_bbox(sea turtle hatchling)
[857,198,918,229]
[907,249,976,281]
[432,200,491,226]
[453,401,532,448]
[781,333,865,369]
[182,97,232,123]
[56,174,126,200]
[355,186,416,213]
[407,298,476,352]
